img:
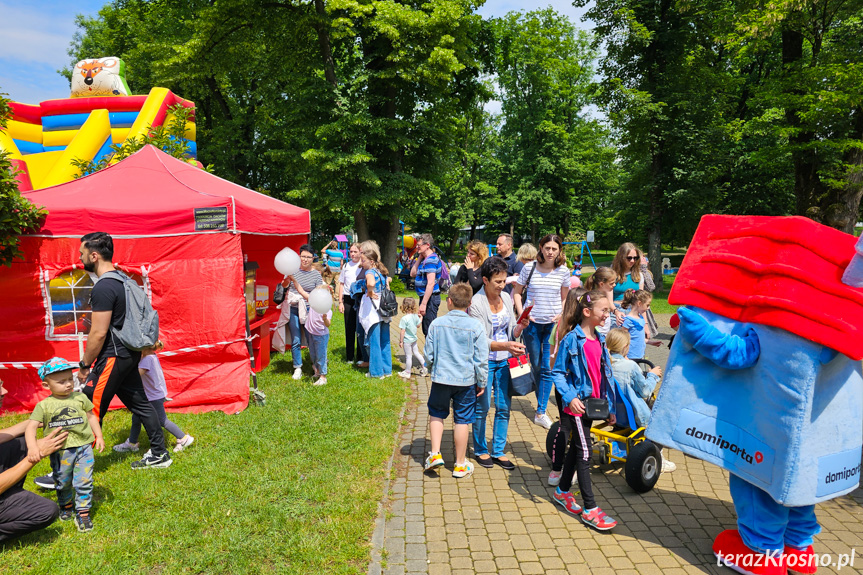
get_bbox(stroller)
[545,359,663,493]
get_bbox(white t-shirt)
[138,354,167,401]
[305,309,332,336]
[339,260,363,295]
[489,308,511,362]
[517,262,570,324]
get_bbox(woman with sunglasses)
[611,243,644,304]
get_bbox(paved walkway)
[370,313,863,575]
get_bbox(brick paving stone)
[366,313,863,575]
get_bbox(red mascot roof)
[669,215,863,360]
[22,145,310,237]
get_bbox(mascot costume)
[647,215,863,575]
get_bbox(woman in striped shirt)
[512,234,570,429]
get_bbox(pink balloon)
[569,276,581,289]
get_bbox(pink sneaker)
[581,507,617,531]
[548,470,562,486]
[552,489,582,516]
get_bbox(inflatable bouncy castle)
[1,57,196,191]
[0,59,311,416]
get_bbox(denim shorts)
[428,382,478,424]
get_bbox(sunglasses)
[626,256,638,261]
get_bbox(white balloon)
[309,289,333,314]
[274,247,300,276]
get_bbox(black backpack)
[372,269,398,319]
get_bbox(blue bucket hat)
[38,357,76,380]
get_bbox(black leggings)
[0,438,59,541]
[559,411,596,510]
[342,295,359,361]
[84,355,168,457]
[550,388,569,472]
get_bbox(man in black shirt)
[496,234,524,295]
[76,232,171,469]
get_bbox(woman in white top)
[512,234,570,430]
[337,243,363,363]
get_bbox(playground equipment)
[562,239,597,276]
[1,57,196,191]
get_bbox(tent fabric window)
[43,267,146,341]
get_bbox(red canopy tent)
[0,145,310,414]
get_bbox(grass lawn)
[0,311,408,574]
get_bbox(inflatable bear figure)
[646,215,863,575]
[71,57,131,97]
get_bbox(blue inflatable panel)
[44,145,67,152]
[109,111,138,127]
[42,111,140,131]
[92,136,114,165]
[41,113,91,131]
[13,139,44,154]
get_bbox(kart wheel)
[545,421,561,459]
[625,440,662,493]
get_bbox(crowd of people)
[1,230,665,542]
[277,231,669,532]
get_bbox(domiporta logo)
[672,408,774,483]
[816,447,863,498]
[683,426,763,465]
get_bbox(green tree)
[726,0,863,232]
[0,94,46,266]
[68,0,487,270]
[492,9,619,244]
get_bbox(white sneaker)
[419,367,428,377]
[548,470,562,486]
[113,440,140,453]
[314,376,327,386]
[534,413,553,429]
[398,370,411,379]
[174,435,195,453]
[662,458,677,472]
[292,367,303,380]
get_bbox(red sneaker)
[713,529,786,575]
[784,545,817,574]
[580,507,617,531]
[551,489,582,516]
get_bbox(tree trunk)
[782,27,825,220]
[509,217,515,236]
[823,107,863,232]
[312,0,338,88]
[531,221,537,245]
[354,209,369,241]
[449,229,460,257]
[469,220,477,241]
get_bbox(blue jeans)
[524,321,555,415]
[50,444,94,512]
[287,305,304,368]
[366,322,392,377]
[472,359,512,458]
[730,474,820,553]
[307,332,329,375]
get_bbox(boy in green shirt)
[25,358,104,532]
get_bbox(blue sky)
[0,1,592,105]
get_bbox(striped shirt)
[415,253,442,296]
[288,268,323,299]
[517,262,570,324]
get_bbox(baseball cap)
[38,357,76,380]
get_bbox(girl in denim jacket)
[549,289,618,531]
